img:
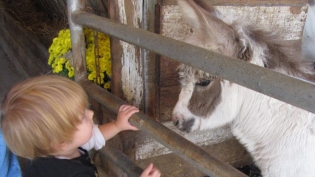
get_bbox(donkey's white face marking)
[172,64,239,133]
[172,76,196,132]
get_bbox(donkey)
[172,0,315,176]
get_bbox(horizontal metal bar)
[100,145,143,177]
[80,79,247,177]
[72,10,315,114]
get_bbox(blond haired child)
[1,75,160,177]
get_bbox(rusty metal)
[67,0,87,81]
[72,10,315,114]
[100,145,143,177]
[80,78,247,177]
[93,30,101,85]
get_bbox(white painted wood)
[117,0,144,107]
[161,5,308,41]
[135,121,234,160]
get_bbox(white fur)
[173,61,315,177]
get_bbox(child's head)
[1,75,88,159]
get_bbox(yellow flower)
[104,82,110,89]
[68,69,74,78]
[88,72,96,81]
[48,28,111,89]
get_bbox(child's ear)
[51,141,68,151]
[59,142,68,150]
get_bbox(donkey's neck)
[231,84,314,167]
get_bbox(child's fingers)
[123,105,139,112]
[126,109,139,117]
[122,107,139,117]
[119,105,138,112]
[142,163,161,177]
[150,168,161,177]
[142,163,154,175]
[119,104,129,111]
[128,124,139,131]
[117,105,140,130]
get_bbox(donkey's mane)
[234,21,315,81]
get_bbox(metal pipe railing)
[71,10,315,114]
[100,145,143,176]
[67,0,87,81]
[80,78,247,177]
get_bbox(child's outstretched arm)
[98,105,139,141]
[140,163,161,177]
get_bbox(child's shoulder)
[24,156,98,177]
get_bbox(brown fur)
[188,79,222,117]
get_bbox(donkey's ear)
[177,0,240,56]
[192,0,217,14]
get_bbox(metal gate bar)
[80,78,247,177]
[100,145,144,176]
[71,10,315,114]
[67,0,87,81]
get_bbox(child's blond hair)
[1,75,88,159]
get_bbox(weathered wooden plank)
[160,4,307,41]
[136,139,252,176]
[136,122,234,159]
[160,0,308,6]
[87,0,108,17]
[0,9,50,77]
[136,123,252,174]
[158,56,180,87]
[109,0,144,108]
[37,0,108,17]
[159,85,180,121]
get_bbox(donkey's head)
[172,0,314,133]
[171,0,252,133]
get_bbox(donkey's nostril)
[173,120,179,126]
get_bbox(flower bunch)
[48,28,112,89]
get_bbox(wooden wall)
[0,9,50,78]
[109,0,159,120]
[36,0,109,17]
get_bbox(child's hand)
[115,105,139,131]
[140,163,161,177]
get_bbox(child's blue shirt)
[0,130,22,177]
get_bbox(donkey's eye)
[195,79,211,86]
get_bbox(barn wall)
[109,0,158,119]
[36,0,109,17]
[0,9,50,78]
